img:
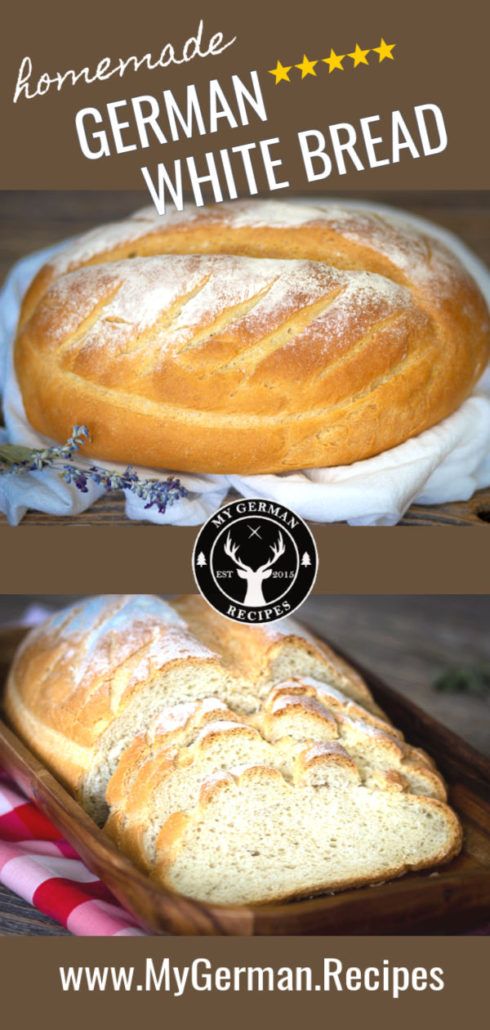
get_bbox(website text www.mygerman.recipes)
[58,956,446,998]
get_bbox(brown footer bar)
[0,936,487,1028]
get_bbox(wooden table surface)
[0,593,488,935]
[1,190,489,526]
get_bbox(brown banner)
[0,937,488,1028]
[2,0,489,191]
[0,525,488,593]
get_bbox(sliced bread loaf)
[6,594,462,905]
[6,594,384,822]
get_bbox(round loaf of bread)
[15,200,490,474]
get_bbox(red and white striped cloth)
[0,770,147,935]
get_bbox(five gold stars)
[295,54,318,78]
[268,38,396,83]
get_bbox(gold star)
[295,54,319,79]
[347,43,370,67]
[372,37,396,62]
[268,60,293,84]
[322,48,346,73]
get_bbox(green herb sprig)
[433,664,490,698]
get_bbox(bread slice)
[154,765,461,906]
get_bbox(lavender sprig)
[0,425,188,515]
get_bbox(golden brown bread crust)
[263,678,403,738]
[14,201,489,475]
[172,595,380,710]
[4,595,226,793]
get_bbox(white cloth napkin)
[1,200,489,526]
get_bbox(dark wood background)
[1,190,489,526]
[0,593,488,935]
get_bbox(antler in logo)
[224,530,286,606]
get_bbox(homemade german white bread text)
[14,201,489,474]
[5,595,462,905]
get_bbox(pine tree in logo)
[301,552,311,567]
[196,552,207,567]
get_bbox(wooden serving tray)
[0,625,489,935]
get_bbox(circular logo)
[192,498,318,623]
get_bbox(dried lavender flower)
[0,425,188,515]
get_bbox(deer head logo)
[224,530,286,607]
